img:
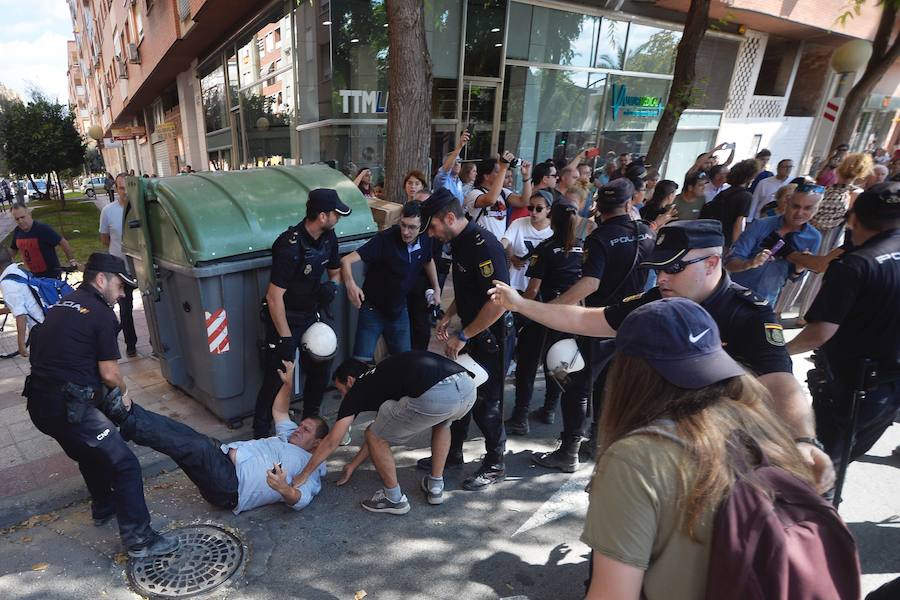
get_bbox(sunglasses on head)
[654,254,716,275]
[796,183,825,194]
[527,205,546,213]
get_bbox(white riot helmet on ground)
[454,353,489,387]
[301,321,338,361]
[545,339,584,384]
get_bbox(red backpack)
[705,436,861,600]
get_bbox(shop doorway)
[460,79,501,161]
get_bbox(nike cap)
[641,219,724,268]
[615,297,745,389]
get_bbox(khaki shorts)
[367,373,477,445]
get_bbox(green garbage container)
[121,165,376,425]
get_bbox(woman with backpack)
[581,297,858,600]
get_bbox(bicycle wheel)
[0,313,20,359]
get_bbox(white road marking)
[512,469,592,537]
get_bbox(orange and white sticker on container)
[205,308,230,354]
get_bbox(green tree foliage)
[0,91,85,205]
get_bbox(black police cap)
[418,188,457,234]
[597,178,634,206]
[85,253,137,287]
[852,182,900,222]
[641,220,725,268]
[308,188,351,216]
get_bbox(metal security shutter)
[153,141,171,177]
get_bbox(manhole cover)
[127,524,246,598]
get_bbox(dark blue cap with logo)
[852,181,900,221]
[418,188,458,233]
[85,252,138,287]
[641,219,725,268]
[597,178,634,206]
[308,188,351,216]
[616,297,745,389]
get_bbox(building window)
[507,3,600,69]
[754,36,798,97]
[464,0,507,77]
[623,23,680,75]
[200,63,228,132]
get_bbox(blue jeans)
[353,302,411,362]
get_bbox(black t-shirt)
[11,221,62,277]
[581,216,655,307]
[526,236,584,301]
[269,222,340,312]
[604,273,793,376]
[336,351,467,419]
[805,229,900,380]
[699,186,752,248]
[29,285,121,414]
[450,221,509,326]
[357,226,433,317]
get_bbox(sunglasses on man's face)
[655,254,716,275]
[527,205,546,213]
[796,183,825,194]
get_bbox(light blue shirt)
[221,420,326,514]
[433,166,464,205]
[729,216,821,305]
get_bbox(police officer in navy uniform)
[25,253,179,557]
[253,188,350,438]
[788,182,900,469]
[416,187,512,490]
[489,219,836,493]
[535,178,655,471]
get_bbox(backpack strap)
[1,272,48,320]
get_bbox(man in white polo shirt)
[99,173,138,356]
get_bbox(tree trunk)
[830,3,900,152]
[385,0,433,203]
[55,171,66,209]
[645,0,711,176]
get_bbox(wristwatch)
[456,330,469,343]
[794,436,825,452]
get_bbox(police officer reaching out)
[416,188,512,490]
[253,188,350,438]
[787,182,900,471]
[25,253,178,557]
[489,219,836,493]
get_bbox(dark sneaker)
[416,453,464,472]
[530,407,556,425]
[420,476,444,505]
[461,464,506,491]
[127,531,180,558]
[99,388,131,425]
[504,414,530,436]
[126,346,138,358]
[92,512,116,527]
[361,489,410,515]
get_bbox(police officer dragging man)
[414,187,513,491]
[489,219,836,493]
[787,182,900,505]
[24,253,179,557]
[254,188,350,439]
[290,351,486,514]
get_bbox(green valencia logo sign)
[609,84,664,121]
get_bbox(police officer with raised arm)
[253,189,350,438]
[787,182,900,477]
[24,253,178,557]
[415,186,512,491]
[488,219,836,494]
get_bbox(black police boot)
[99,387,131,425]
[127,530,180,558]
[532,435,580,473]
[579,426,597,462]
[416,453,464,472]
[504,408,530,436]
[529,406,556,425]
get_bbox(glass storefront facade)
[197,0,739,181]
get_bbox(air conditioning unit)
[127,43,140,64]
[116,56,128,79]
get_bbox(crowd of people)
[9,132,900,598]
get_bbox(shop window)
[595,18,628,70]
[426,0,461,80]
[464,0,507,77]
[623,23,679,75]
[226,50,239,109]
[602,75,670,132]
[200,63,227,132]
[691,36,740,110]
[507,4,599,69]
[754,36,797,97]
[329,0,389,117]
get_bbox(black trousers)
[29,404,152,547]
[407,277,432,351]
[120,404,238,509]
[560,337,615,439]
[449,320,514,466]
[253,313,332,438]
[811,373,900,466]
[513,318,562,414]
[119,289,137,350]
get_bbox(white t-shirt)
[748,176,789,222]
[0,263,44,326]
[464,187,509,240]
[704,182,730,204]
[501,218,553,291]
[99,201,125,258]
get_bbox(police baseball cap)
[85,253,137,287]
[597,178,634,207]
[307,188,351,216]
[851,181,900,221]
[641,219,725,268]
[418,188,458,233]
[616,297,745,389]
